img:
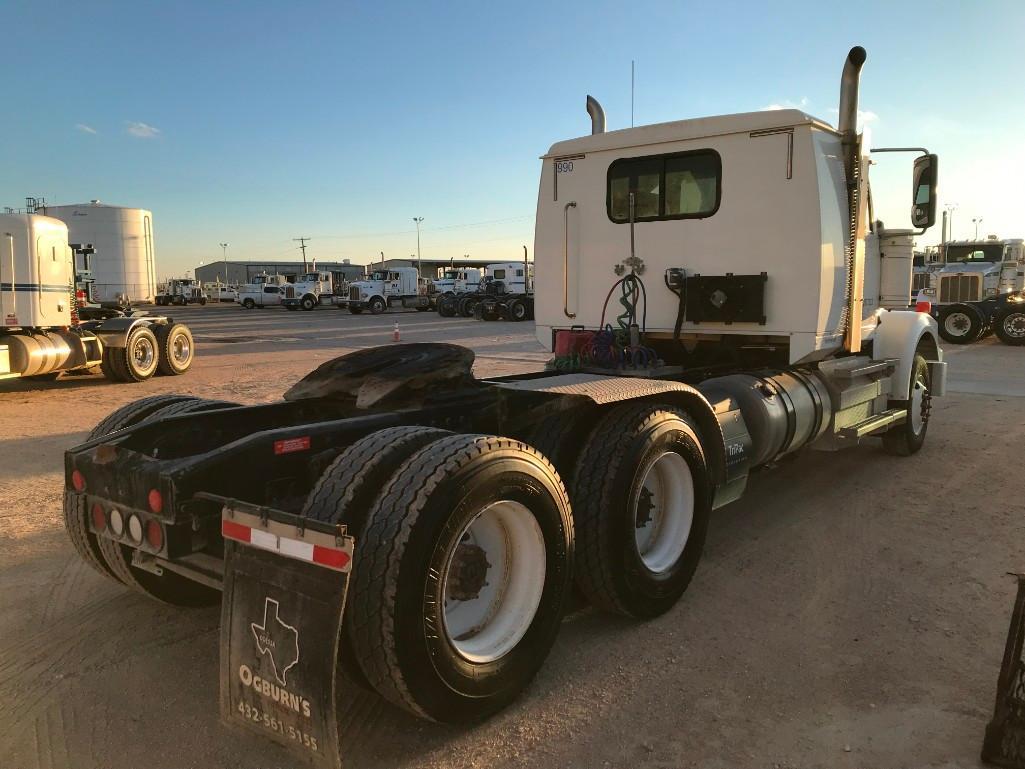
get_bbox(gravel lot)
[1,303,1022,769]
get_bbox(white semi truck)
[436,257,534,319]
[433,266,482,294]
[61,47,946,767]
[1,213,195,382]
[339,266,432,313]
[281,271,345,311]
[915,237,1025,344]
[155,278,207,306]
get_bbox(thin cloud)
[75,123,97,134]
[760,97,810,112]
[828,107,879,126]
[126,121,161,138]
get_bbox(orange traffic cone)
[393,322,400,342]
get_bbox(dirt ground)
[1,304,1022,769]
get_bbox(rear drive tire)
[65,394,199,582]
[302,425,453,690]
[199,297,207,306]
[509,299,527,321]
[882,354,932,456]
[994,305,1025,345]
[155,322,194,376]
[349,434,573,723]
[937,304,984,344]
[571,403,710,619]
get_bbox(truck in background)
[61,47,949,766]
[156,278,207,306]
[436,255,535,320]
[338,267,432,313]
[282,270,349,311]
[433,266,482,294]
[917,237,1025,344]
[1,213,195,382]
[237,273,289,309]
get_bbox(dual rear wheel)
[303,402,710,721]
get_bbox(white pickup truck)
[237,274,289,309]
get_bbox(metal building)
[40,201,157,304]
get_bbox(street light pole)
[219,242,229,285]
[972,217,983,239]
[413,217,424,277]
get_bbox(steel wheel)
[441,500,546,663]
[633,451,695,574]
[909,368,930,436]
[943,311,971,337]
[133,334,155,370]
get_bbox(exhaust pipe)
[586,95,605,135]
[838,46,867,353]
[838,46,866,179]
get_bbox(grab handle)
[563,201,577,318]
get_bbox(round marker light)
[71,470,86,492]
[148,488,163,514]
[127,514,144,544]
[90,503,106,532]
[145,520,164,551]
[109,509,125,537]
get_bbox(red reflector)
[274,436,311,455]
[145,519,164,550]
[222,518,252,543]
[148,488,163,514]
[71,470,86,492]
[313,545,351,570]
[91,503,106,531]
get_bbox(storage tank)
[41,201,157,303]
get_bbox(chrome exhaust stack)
[586,95,605,135]
[838,46,867,180]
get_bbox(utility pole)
[219,242,229,285]
[294,237,311,272]
[413,217,424,277]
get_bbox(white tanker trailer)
[0,213,194,382]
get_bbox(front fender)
[871,309,943,400]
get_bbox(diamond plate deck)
[490,373,698,404]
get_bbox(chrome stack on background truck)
[1,213,195,383]
[61,47,947,768]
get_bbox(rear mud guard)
[209,496,353,769]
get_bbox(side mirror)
[911,153,938,229]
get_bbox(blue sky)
[3,0,1022,279]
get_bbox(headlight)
[922,288,936,297]
[986,288,999,297]
[1009,293,1025,303]
[361,292,368,299]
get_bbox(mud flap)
[215,499,353,769]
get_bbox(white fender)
[871,309,944,400]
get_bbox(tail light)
[90,503,106,532]
[71,470,86,492]
[145,520,164,550]
[109,509,125,537]
[148,488,163,514]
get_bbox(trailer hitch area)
[198,493,353,769]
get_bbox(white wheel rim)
[1004,313,1025,338]
[172,333,191,365]
[133,336,155,371]
[944,312,971,336]
[441,500,546,663]
[910,376,928,434]
[633,451,694,574]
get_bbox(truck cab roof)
[543,109,834,158]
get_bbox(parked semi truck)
[156,278,207,306]
[1,213,195,382]
[433,266,482,294]
[62,47,946,767]
[915,237,1025,345]
[339,267,432,313]
[436,257,534,319]
[282,270,347,311]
